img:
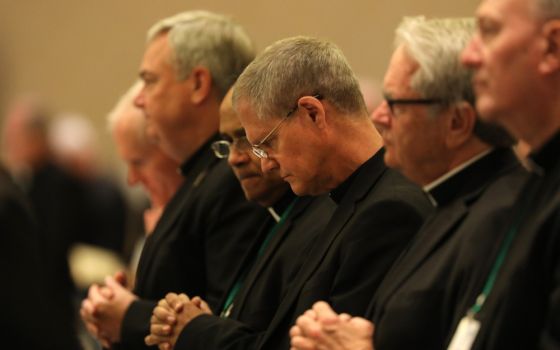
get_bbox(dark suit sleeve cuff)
[175,314,260,350]
[120,299,158,349]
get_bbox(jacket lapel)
[371,201,468,310]
[232,197,313,312]
[263,152,387,340]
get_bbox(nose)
[134,89,145,109]
[227,147,251,167]
[127,167,141,186]
[371,101,392,131]
[260,156,279,175]
[461,34,482,68]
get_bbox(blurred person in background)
[1,95,83,348]
[49,113,128,258]
[80,81,184,348]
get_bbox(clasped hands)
[290,301,375,350]
[145,293,212,350]
[80,271,138,348]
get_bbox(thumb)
[114,270,128,287]
[105,275,123,291]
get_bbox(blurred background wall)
[0,0,476,172]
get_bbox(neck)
[511,81,560,151]
[419,140,490,186]
[324,115,383,188]
[175,101,221,163]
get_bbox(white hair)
[107,81,148,145]
[395,16,475,105]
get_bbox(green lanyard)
[468,176,541,317]
[220,198,298,318]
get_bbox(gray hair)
[535,0,560,18]
[233,36,367,120]
[107,81,148,145]
[396,16,514,147]
[147,10,255,98]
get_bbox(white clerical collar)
[422,148,493,206]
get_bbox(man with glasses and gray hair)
[144,87,335,350]
[191,35,432,350]
[80,11,268,350]
[289,16,527,350]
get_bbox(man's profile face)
[372,46,448,185]
[219,93,288,207]
[113,113,181,207]
[134,33,192,162]
[461,0,544,135]
[236,98,326,196]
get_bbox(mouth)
[237,173,260,181]
[472,75,487,90]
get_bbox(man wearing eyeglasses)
[144,87,335,350]
[289,17,527,350]
[197,36,431,350]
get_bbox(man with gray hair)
[460,0,560,348]
[226,35,432,350]
[80,11,267,350]
[289,16,528,350]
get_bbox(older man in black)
[145,88,336,350]
[80,11,267,350]
[461,0,560,347]
[290,17,528,350]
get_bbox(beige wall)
[0,0,476,170]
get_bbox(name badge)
[447,315,481,350]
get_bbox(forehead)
[219,108,243,135]
[141,33,174,70]
[477,0,537,22]
[383,45,419,96]
[235,99,277,142]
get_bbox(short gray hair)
[107,81,148,145]
[233,36,366,120]
[396,16,514,147]
[535,0,560,18]
[147,10,255,98]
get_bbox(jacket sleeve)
[174,314,264,350]
[118,299,158,350]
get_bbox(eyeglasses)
[251,94,323,159]
[385,97,443,115]
[211,137,251,159]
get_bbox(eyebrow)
[139,71,155,80]
[382,91,393,100]
[232,128,247,138]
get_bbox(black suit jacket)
[368,149,527,349]
[173,195,336,350]
[176,149,431,350]
[256,150,432,350]
[0,166,82,349]
[118,136,268,350]
[471,134,560,350]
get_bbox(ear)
[189,66,213,105]
[298,95,327,130]
[445,102,476,148]
[538,19,560,75]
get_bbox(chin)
[288,181,310,197]
[475,96,501,123]
[383,153,399,170]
